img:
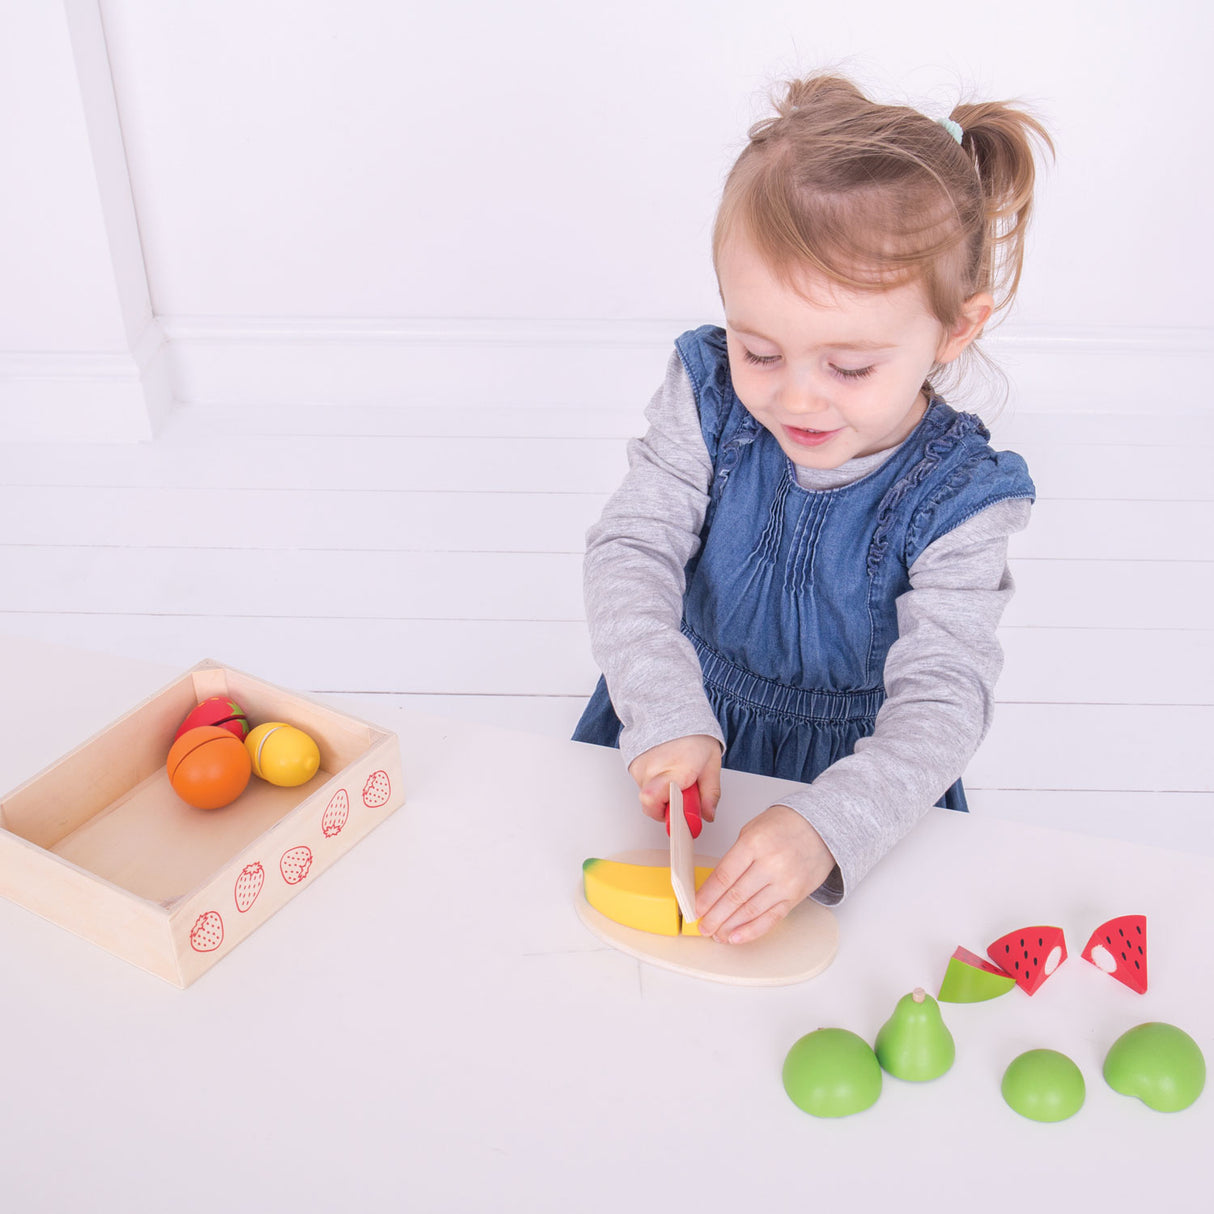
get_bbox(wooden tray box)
[0,660,405,987]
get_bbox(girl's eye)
[743,349,781,366]
[831,364,875,381]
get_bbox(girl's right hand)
[627,735,722,825]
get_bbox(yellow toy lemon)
[245,722,321,787]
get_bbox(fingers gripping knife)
[666,782,701,927]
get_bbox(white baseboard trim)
[0,319,173,442]
[161,316,1214,415]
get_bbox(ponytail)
[951,102,1055,315]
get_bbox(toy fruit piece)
[174,697,250,742]
[874,988,955,1081]
[582,858,713,937]
[1001,1049,1085,1122]
[1103,1023,1206,1112]
[938,945,1017,1003]
[782,1028,882,1118]
[245,722,321,787]
[987,925,1067,995]
[1082,914,1147,993]
[167,725,252,809]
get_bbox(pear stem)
[912,987,927,1003]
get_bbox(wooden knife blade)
[668,781,698,925]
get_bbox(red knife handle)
[663,782,703,839]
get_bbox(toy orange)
[167,725,252,809]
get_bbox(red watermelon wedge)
[1081,914,1147,993]
[986,926,1067,995]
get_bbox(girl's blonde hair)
[713,74,1053,338]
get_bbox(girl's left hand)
[693,806,836,944]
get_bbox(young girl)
[573,73,1052,945]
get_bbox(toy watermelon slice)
[987,926,1067,995]
[1082,914,1147,993]
[938,946,1017,1003]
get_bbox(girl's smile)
[716,231,989,470]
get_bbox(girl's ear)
[937,291,994,363]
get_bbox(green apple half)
[1104,1022,1206,1112]
[782,1028,882,1118]
[1001,1049,1085,1122]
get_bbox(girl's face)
[716,231,985,470]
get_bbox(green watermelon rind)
[938,952,1017,1003]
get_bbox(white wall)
[0,0,170,439]
[3,0,1212,434]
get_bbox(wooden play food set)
[582,856,712,936]
[779,911,1202,1121]
[0,660,404,987]
[167,724,253,809]
[245,721,321,787]
[174,696,251,741]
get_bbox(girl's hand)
[627,735,722,825]
[694,806,835,944]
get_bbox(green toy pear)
[875,987,956,1081]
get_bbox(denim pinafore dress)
[574,326,1035,811]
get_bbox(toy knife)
[668,781,698,926]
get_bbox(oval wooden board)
[575,849,839,987]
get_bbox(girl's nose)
[780,381,829,417]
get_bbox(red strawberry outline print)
[280,845,313,885]
[362,770,391,808]
[321,789,350,838]
[234,862,266,913]
[189,910,224,953]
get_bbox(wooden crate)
[0,660,404,986]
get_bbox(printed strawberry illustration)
[234,862,265,913]
[1082,914,1148,993]
[322,789,350,838]
[362,769,391,808]
[280,845,313,885]
[189,910,224,953]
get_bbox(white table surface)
[0,635,1209,1214]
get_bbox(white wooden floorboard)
[0,491,1207,565]
[2,547,1209,632]
[0,404,1209,848]
[2,430,1209,500]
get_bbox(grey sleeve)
[778,496,1033,905]
[582,350,726,766]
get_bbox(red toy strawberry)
[1082,914,1147,993]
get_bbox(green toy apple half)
[782,1028,882,1118]
[1001,1049,1085,1122]
[1103,1022,1206,1112]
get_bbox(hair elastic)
[937,117,964,145]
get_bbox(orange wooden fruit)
[167,725,252,809]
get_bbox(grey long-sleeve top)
[584,350,1031,904]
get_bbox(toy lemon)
[245,722,321,787]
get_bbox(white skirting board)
[0,326,173,442]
